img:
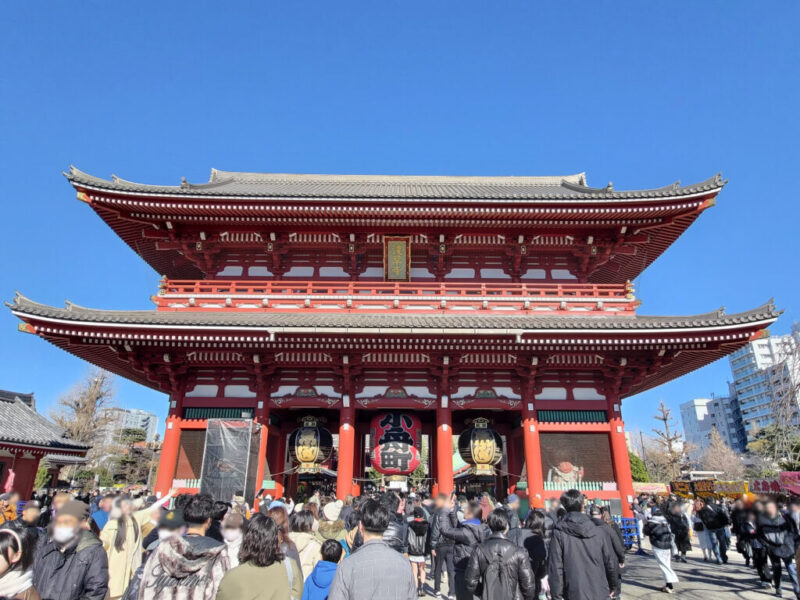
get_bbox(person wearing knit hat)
[315,499,348,557]
[33,500,109,600]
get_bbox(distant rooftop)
[0,389,35,409]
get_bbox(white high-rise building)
[728,331,800,442]
[97,407,159,445]
[680,393,747,458]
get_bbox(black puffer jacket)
[547,512,618,600]
[429,506,453,549]
[699,503,729,530]
[33,530,109,600]
[440,512,490,570]
[643,515,673,550]
[465,533,536,600]
[382,512,409,554]
[758,513,795,559]
[543,511,557,546]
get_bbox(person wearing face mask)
[33,500,109,600]
[0,528,40,600]
[222,512,246,568]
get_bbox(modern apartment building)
[728,331,800,441]
[680,392,747,458]
[97,407,159,446]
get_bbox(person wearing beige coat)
[289,510,321,580]
[100,492,175,598]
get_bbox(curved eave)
[8,295,779,395]
[66,166,726,204]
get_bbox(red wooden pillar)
[608,397,634,517]
[506,430,522,495]
[337,402,355,499]
[436,400,454,495]
[253,399,270,507]
[155,415,182,497]
[521,402,544,508]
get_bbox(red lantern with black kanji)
[370,412,422,476]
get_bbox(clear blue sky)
[1,2,798,439]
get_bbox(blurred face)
[549,500,560,511]
[765,502,778,518]
[53,496,68,512]
[22,507,40,524]
[693,500,703,511]
[53,514,80,544]
[120,500,134,517]
[100,497,113,512]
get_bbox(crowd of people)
[0,484,797,600]
[633,493,800,597]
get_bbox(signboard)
[713,481,748,496]
[383,236,412,281]
[632,482,669,495]
[751,478,783,494]
[670,481,692,497]
[691,479,716,497]
[779,472,800,495]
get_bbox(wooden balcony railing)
[153,279,637,315]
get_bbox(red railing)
[159,279,632,298]
[154,279,636,314]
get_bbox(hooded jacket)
[33,530,108,600]
[465,533,535,600]
[440,512,490,571]
[301,560,338,600]
[590,517,625,564]
[137,535,229,600]
[547,512,618,600]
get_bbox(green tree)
[34,462,52,490]
[629,451,649,482]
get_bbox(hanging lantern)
[458,417,503,477]
[370,412,422,476]
[288,416,333,474]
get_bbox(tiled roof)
[0,395,90,451]
[66,167,725,202]
[8,294,780,333]
[0,390,35,409]
[44,453,88,465]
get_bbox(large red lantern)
[370,412,422,476]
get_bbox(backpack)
[475,545,511,600]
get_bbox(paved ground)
[420,542,795,599]
[622,544,789,600]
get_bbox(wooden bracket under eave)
[76,191,91,204]
[699,197,717,211]
[749,328,770,341]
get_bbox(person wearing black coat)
[430,493,457,599]
[695,497,729,564]
[33,501,109,600]
[757,500,800,598]
[743,509,772,587]
[547,490,618,600]
[665,502,691,562]
[644,508,679,593]
[589,505,625,598]
[465,509,535,600]
[441,499,491,600]
[509,510,548,597]
[379,493,409,554]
